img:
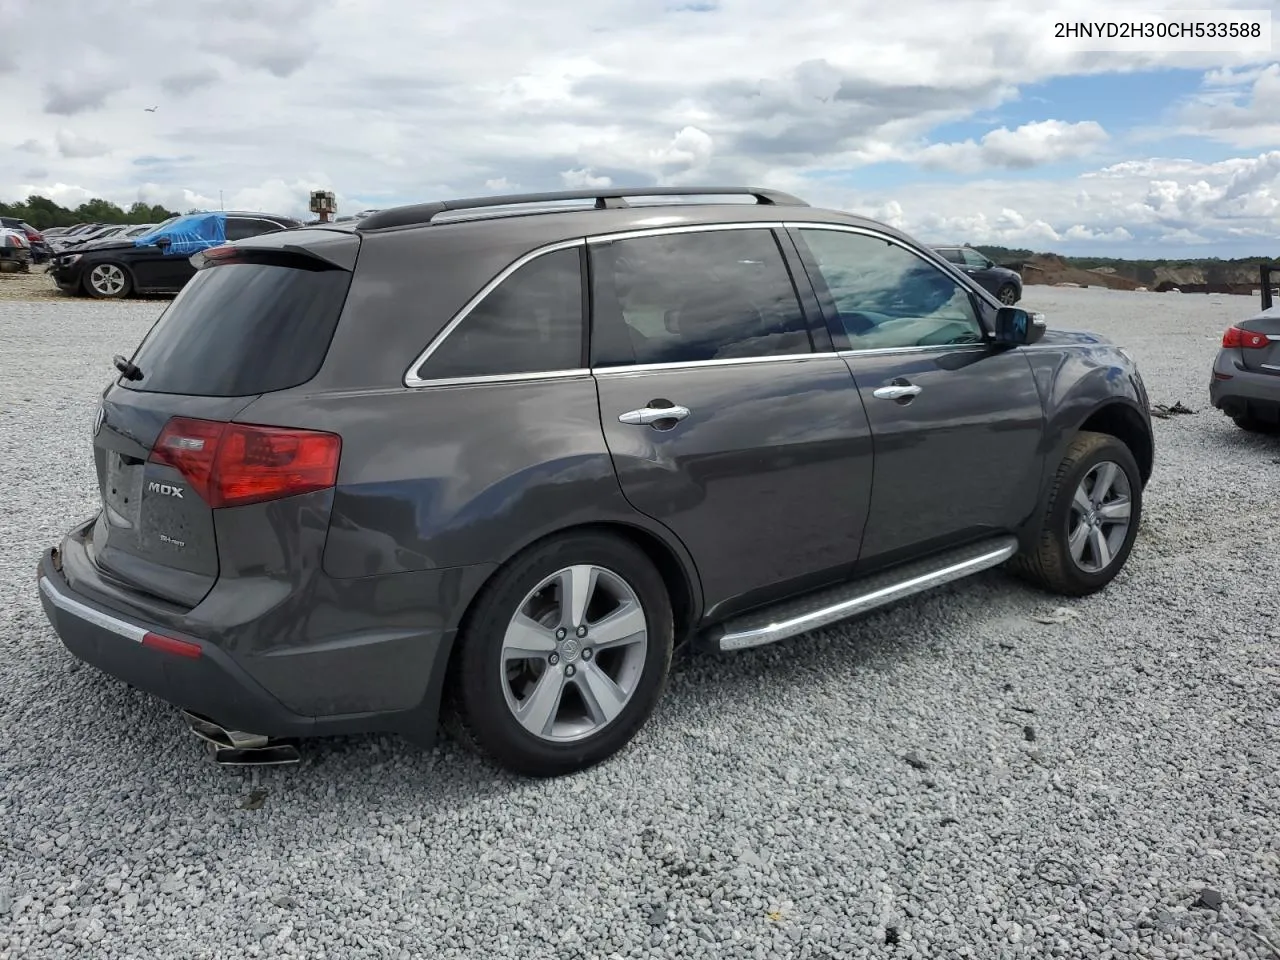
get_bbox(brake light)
[149,417,341,508]
[1223,325,1270,349]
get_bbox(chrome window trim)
[404,368,591,389]
[836,344,988,360]
[592,352,842,377]
[585,221,782,244]
[403,237,587,388]
[404,220,1011,388]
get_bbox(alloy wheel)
[1067,460,1132,573]
[500,564,649,742]
[89,264,127,297]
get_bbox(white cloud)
[0,0,1276,254]
[560,169,613,189]
[829,150,1280,254]
[1172,63,1280,148]
[55,129,110,160]
[916,120,1109,172]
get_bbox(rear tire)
[84,262,133,299]
[446,532,673,777]
[1011,431,1142,597]
[1232,415,1280,435]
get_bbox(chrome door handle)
[618,404,691,426]
[873,384,922,400]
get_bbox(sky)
[2,0,1278,258]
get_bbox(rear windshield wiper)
[113,355,143,381]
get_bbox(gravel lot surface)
[1,286,1278,959]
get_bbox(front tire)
[84,262,133,299]
[1011,431,1142,596]
[997,283,1019,305]
[447,532,673,777]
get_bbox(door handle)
[873,383,923,401]
[618,404,691,426]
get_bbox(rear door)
[789,224,1045,571]
[590,225,874,618]
[90,251,353,607]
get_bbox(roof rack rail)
[357,186,808,231]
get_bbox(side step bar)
[707,536,1019,652]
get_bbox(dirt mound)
[1019,255,1143,291]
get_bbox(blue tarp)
[133,213,226,256]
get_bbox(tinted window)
[592,229,810,366]
[416,246,583,381]
[961,248,989,269]
[226,218,282,242]
[122,261,352,397]
[799,229,984,351]
[936,248,964,265]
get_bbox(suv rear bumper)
[36,519,483,746]
[39,548,345,738]
[1210,351,1280,422]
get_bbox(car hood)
[71,240,136,252]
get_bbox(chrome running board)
[710,536,1018,652]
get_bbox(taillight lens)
[1223,325,1270,349]
[149,417,341,508]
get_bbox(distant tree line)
[0,194,181,230]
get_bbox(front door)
[790,225,1046,571]
[589,226,875,619]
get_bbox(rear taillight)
[25,229,42,242]
[1223,325,1270,349]
[149,417,341,508]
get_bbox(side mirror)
[154,236,171,250]
[994,306,1046,346]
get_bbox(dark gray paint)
[42,197,1155,744]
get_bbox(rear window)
[121,261,351,397]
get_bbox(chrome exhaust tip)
[210,743,301,766]
[181,710,301,766]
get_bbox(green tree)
[0,193,179,229]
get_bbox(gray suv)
[36,187,1155,777]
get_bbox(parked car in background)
[36,186,1155,777]
[50,224,118,252]
[48,210,300,298]
[0,216,50,264]
[77,222,168,251]
[932,244,1023,304]
[1210,262,1280,433]
[0,226,32,272]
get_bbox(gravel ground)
[1,287,1278,960]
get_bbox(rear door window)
[413,246,585,381]
[121,260,352,397]
[226,218,284,242]
[590,228,812,366]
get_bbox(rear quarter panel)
[239,379,702,591]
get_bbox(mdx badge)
[147,481,184,499]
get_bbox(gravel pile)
[1,288,1278,959]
